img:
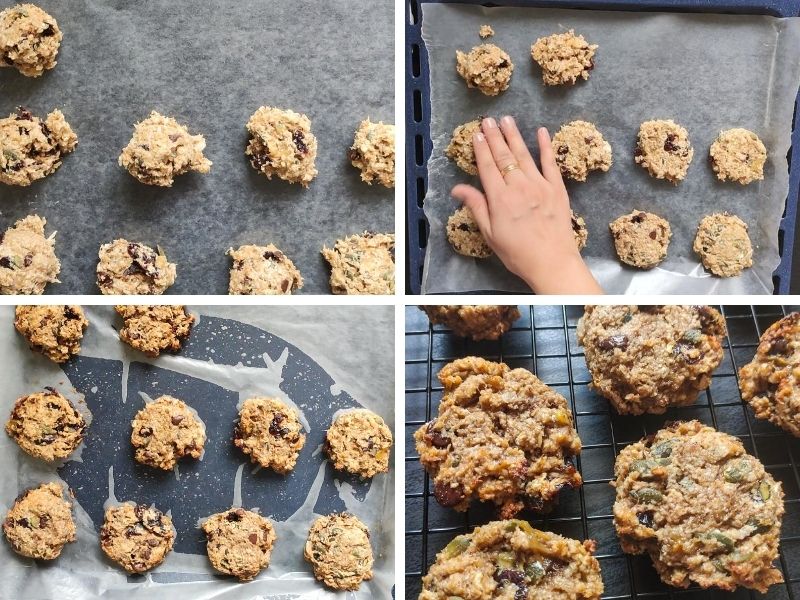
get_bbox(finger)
[499,115,542,180]
[452,183,492,237]
[537,127,564,185]
[482,117,525,182]
[472,130,505,198]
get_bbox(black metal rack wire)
[405,305,800,600]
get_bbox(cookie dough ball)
[118,111,211,187]
[305,513,373,590]
[415,357,582,517]
[115,305,194,357]
[739,312,800,437]
[552,120,612,181]
[693,213,753,278]
[201,508,276,581]
[227,244,303,295]
[613,421,784,592]
[234,397,306,474]
[131,395,205,470]
[324,409,393,478]
[446,206,492,258]
[3,482,75,560]
[635,119,693,183]
[14,305,87,363]
[572,210,588,251]
[0,107,77,186]
[531,30,597,86]
[445,118,480,175]
[245,106,318,187]
[456,44,513,96]
[96,239,176,295]
[100,503,174,573]
[0,4,61,77]
[421,305,521,340]
[609,210,671,269]
[5,388,86,461]
[322,232,394,295]
[709,128,766,185]
[479,25,494,39]
[349,119,395,188]
[420,520,604,600]
[577,305,727,415]
[0,215,60,294]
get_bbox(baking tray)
[405,0,800,295]
[405,305,800,599]
[0,0,394,295]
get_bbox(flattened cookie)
[577,305,727,415]
[552,120,612,182]
[322,232,395,295]
[131,395,205,470]
[324,409,393,478]
[234,397,306,474]
[201,507,276,581]
[420,520,604,600]
[3,482,75,560]
[456,44,513,96]
[421,305,520,340]
[635,119,693,183]
[0,4,61,77]
[446,206,492,258]
[445,118,480,175]
[349,119,395,188]
[115,305,194,357]
[227,244,303,295]
[0,215,60,294]
[305,513,373,590]
[246,106,318,187]
[96,239,176,295]
[100,503,174,573]
[693,213,753,277]
[531,30,597,86]
[609,210,671,269]
[415,357,582,517]
[14,305,88,363]
[710,128,766,185]
[5,388,86,461]
[613,421,784,592]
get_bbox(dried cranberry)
[769,338,790,355]
[292,130,308,154]
[433,481,464,507]
[598,334,628,351]
[425,423,450,448]
[269,413,289,437]
[663,134,679,152]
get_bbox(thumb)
[452,184,492,238]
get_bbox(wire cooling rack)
[405,305,800,599]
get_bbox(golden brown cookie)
[234,397,305,473]
[446,206,492,258]
[693,213,753,278]
[421,305,520,340]
[100,503,175,573]
[3,482,75,560]
[304,513,373,590]
[131,395,205,470]
[14,305,88,363]
[551,120,612,182]
[115,305,194,357]
[634,119,693,184]
[201,507,276,581]
[324,409,393,478]
[609,210,672,269]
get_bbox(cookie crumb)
[479,24,494,38]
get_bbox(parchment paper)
[0,305,395,599]
[0,0,394,294]
[420,4,800,294]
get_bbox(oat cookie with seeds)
[446,118,481,175]
[447,206,492,258]
[234,397,306,473]
[131,395,205,470]
[456,44,513,96]
[324,409,393,478]
[0,4,61,77]
[421,305,521,341]
[246,106,318,187]
[96,239,176,295]
[322,232,395,295]
[693,213,753,278]
[349,119,395,188]
[609,210,671,269]
[551,120,612,182]
[709,128,766,185]
[305,513,374,590]
[202,507,276,581]
[634,119,693,183]
[115,305,194,357]
[14,305,88,363]
[227,244,303,295]
[531,30,597,86]
[0,215,60,294]
[100,503,174,573]
[3,482,75,560]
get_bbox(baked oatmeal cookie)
[3,482,75,560]
[322,232,394,295]
[131,395,205,470]
[324,409,393,478]
[609,210,671,269]
[693,213,753,278]
[234,397,305,474]
[577,305,727,415]
[421,305,521,340]
[305,513,373,590]
[96,239,176,295]
[635,119,693,183]
[227,244,303,295]
[415,357,582,517]
[530,30,597,86]
[201,507,276,581]
[420,519,604,600]
[100,503,174,573]
[613,421,784,593]
[709,128,766,185]
[456,44,513,96]
[446,118,481,175]
[446,206,492,258]
[0,215,60,294]
[115,305,194,357]
[349,119,395,188]
[551,120,612,182]
[0,4,61,77]
[14,304,88,363]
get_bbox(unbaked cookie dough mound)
[613,421,784,593]
[322,232,395,295]
[0,215,60,295]
[227,244,303,295]
[456,44,513,96]
[420,520,604,600]
[531,30,597,86]
[202,508,276,581]
[552,120,612,182]
[3,482,75,560]
[635,119,693,183]
[100,503,174,573]
[572,210,588,251]
[0,107,77,186]
[739,312,800,437]
[416,357,582,517]
[446,118,481,175]
[246,106,318,187]
[131,395,205,470]
[14,305,88,363]
[421,305,521,340]
[609,210,671,269]
[96,239,176,295]
[349,119,395,188]
[446,206,492,258]
[710,128,766,185]
[0,4,61,77]
[305,513,374,591]
[577,305,727,415]
[115,305,194,357]
[693,213,753,278]
[234,396,306,474]
[5,388,86,462]
[324,409,393,478]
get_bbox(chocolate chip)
[664,133,679,152]
[269,413,289,437]
[0,257,13,269]
[226,508,245,522]
[41,24,55,36]
[292,130,308,154]
[139,426,153,436]
[649,230,657,240]
[263,250,284,261]
[425,422,450,448]
[768,338,790,355]
[433,481,464,507]
[631,213,645,224]
[598,334,628,351]
[171,414,184,426]
[557,145,569,156]
[248,533,258,544]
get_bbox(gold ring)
[500,163,520,177]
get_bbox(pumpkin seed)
[525,561,545,584]
[443,535,470,558]
[682,329,703,344]
[650,440,674,459]
[758,481,771,501]
[496,551,516,570]
[705,531,734,551]
[630,487,663,503]
[723,461,749,483]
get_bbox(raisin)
[248,533,258,544]
[36,433,56,445]
[557,145,569,155]
[673,342,701,364]
[649,230,657,240]
[138,426,153,437]
[250,151,271,169]
[425,422,450,448]
[171,414,184,425]
[147,538,160,547]
[348,148,362,162]
[41,24,55,37]
[498,60,509,69]
[124,262,146,276]
[269,413,289,437]
[495,569,527,600]
[768,338,790,355]
[587,58,595,71]
[38,515,49,528]
[15,107,32,121]
[226,509,245,522]
[263,250,283,261]
[292,130,308,154]
[631,213,645,224]
[634,146,644,157]
[457,223,472,232]
[664,133,679,152]
[0,257,13,269]
[637,511,654,527]
[16,517,30,528]
[97,273,113,287]
[571,216,581,233]
[598,334,628,351]
[64,306,79,320]
[433,481,464,507]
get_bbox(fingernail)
[539,126,549,135]
[474,132,485,142]
[501,115,515,127]
[482,117,497,129]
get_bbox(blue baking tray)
[406,0,800,294]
